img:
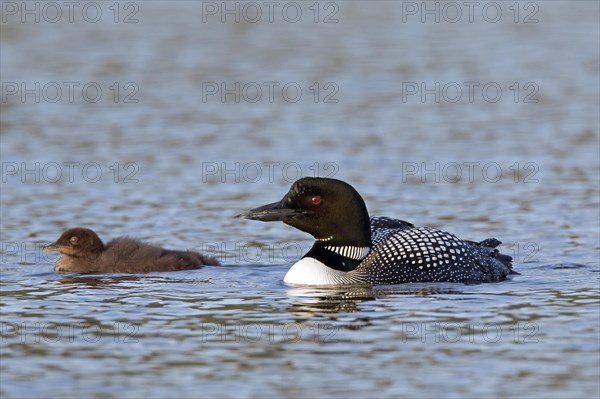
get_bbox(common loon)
[44,227,220,273]
[237,177,515,285]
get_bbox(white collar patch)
[284,257,354,286]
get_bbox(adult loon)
[237,177,514,285]
[44,227,220,273]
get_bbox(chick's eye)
[70,236,79,245]
[311,195,322,205]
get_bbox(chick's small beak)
[236,200,305,222]
[43,243,59,252]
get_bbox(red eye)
[311,196,322,205]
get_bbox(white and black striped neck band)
[324,246,371,260]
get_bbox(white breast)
[283,257,352,286]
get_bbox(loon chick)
[44,227,220,273]
[237,177,514,286]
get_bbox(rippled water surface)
[1,2,599,398]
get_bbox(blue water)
[1,1,599,398]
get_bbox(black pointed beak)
[236,200,305,222]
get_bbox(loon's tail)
[475,238,518,274]
[465,238,516,273]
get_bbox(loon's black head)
[237,177,372,248]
